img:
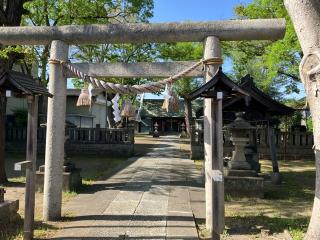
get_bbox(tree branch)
[277,70,300,81]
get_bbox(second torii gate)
[0,18,286,239]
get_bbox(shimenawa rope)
[48,58,223,95]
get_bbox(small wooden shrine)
[0,69,51,240]
[193,69,294,122]
[0,70,52,97]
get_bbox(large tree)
[22,0,154,84]
[23,0,155,128]
[226,0,301,99]
[0,0,32,183]
[284,1,320,239]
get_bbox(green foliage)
[23,0,153,26]
[158,42,203,97]
[278,99,304,130]
[21,0,154,85]
[226,0,302,99]
[12,108,28,127]
[306,117,313,131]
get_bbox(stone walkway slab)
[52,136,199,240]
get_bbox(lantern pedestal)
[228,136,252,170]
[224,113,264,198]
[0,188,19,223]
[36,164,82,192]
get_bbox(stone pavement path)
[53,135,200,240]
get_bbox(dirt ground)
[1,135,316,240]
[185,138,315,240]
[1,135,157,240]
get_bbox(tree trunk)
[284,1,320,239]
[183,97,193,136]
[0,90,7,183]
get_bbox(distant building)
[6,89,108,128]
[137,99,202,133]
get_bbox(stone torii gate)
[0,19,286,238]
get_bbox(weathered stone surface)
[225,176,264,198]
[36,168,82,192]
[0,19,286,45]
[224,169,258,177]
[6,142,134,157]
[43,40,69,221]
[52,136,199,239]
[0,200,19,223]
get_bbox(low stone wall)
[6,142,134,157]
[66,143,134,156]
[6,127,135,157]
[191,145,314,160]
[191,128,315,160]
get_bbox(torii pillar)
[43,40,69,220]
[203,36,224,239]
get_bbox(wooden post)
[211,93,225,240]
[203,36,223,233]
[24,95,38,240]
[268,125,279,173]
[43,40,69,221]
[268,123,282,184]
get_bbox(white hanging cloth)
[135,93,145,122]
[112,93,121,123]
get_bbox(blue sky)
[146,0,305,100]
[68,1,252,90]
[144,0,252,99]
[151,0,252,22]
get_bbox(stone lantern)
[0,188,5,203]
[153,122,159,138]
[225,112,255,170]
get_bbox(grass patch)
[2,153,128,240]
[194,159,204,170]
[62,191,78,202]
[8,176,26,184]
[196,159,315,239]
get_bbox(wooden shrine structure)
[193,69,294,122]
[0,18,287,240]
[0,70,51,240]
[189,69,295,184]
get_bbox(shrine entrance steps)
[52,135,201,240]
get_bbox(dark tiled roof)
[140,99,203,118]
[188,68,294,117]
[0,70,52,97]
[238,75,294,115]
[187,68,249,100]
